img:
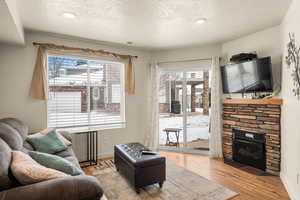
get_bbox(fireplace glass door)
[233,137,266,170]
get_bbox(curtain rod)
[158,57,212,64]
[32,42,138,59]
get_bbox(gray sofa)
[0,118,103,200]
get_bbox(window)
[47,55,125,129]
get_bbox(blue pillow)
[26,130,67,154]
[29,151,81,176]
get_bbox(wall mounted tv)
[221,57,273,94]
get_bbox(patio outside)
[159,71,210,150]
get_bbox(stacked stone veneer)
[222,102,281,175]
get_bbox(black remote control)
[141,150,157,155]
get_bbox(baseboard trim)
[98,152,113,159]
[280,172,298,200]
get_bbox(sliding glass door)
[185,71,210,152]
[159,71,184,148]
[158,68,210,153]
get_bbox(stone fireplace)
[222,98,282,175]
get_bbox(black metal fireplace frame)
[232,129,266,171]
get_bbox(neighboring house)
[48,56,122,114]
[159,71,210,115]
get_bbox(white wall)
[4,0,24,43]
[0,31,151,159]
[280,1,300,199]
[152,44,222,62]
[0,0,24,44]
[221,26,282,97]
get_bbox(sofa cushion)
[22,140,34,152]
[10,151,69,185]
[55,147,84,175]
[0,118,28,140]
[0,123,23,150]
[58,130,72,142]
[55,146,75,158]
[28,128,72,146]
[64,156,83,174]
[26,130,67,154]
[29,151,81,176]
[0,138,13,191]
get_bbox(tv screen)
[221,57,273,94]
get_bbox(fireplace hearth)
[232,129,266,171]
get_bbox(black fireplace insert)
[232,129,266,171]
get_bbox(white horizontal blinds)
[48,55,125,129]
[88,60,123,126]
[48,56,89,128]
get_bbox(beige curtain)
[144,63,159,149]
[29,46,48,100]
[29,43,136,100]
[125,57,135,94]
[209,56,223,158]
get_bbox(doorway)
[158,68,211,154]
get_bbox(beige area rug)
[92,160,238,200]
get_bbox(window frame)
[46,51,126,130]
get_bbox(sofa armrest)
[58,130,72,142]
[0,176,103,200]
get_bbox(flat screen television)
[221,57,273,94]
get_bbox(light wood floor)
[83,151,290,200]
[159,151,290,200]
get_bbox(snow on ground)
[159,114,210,145]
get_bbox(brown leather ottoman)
[114,143,166,193]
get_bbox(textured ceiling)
[19,0,291,49]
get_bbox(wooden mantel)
[221,98,283,105]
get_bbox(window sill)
[57,123,126,134]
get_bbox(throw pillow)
[27,128,72,146]
[10,151,68,185]
[26,130,67,154]
[29,151,81,176]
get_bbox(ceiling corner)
[0,0,25,45]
